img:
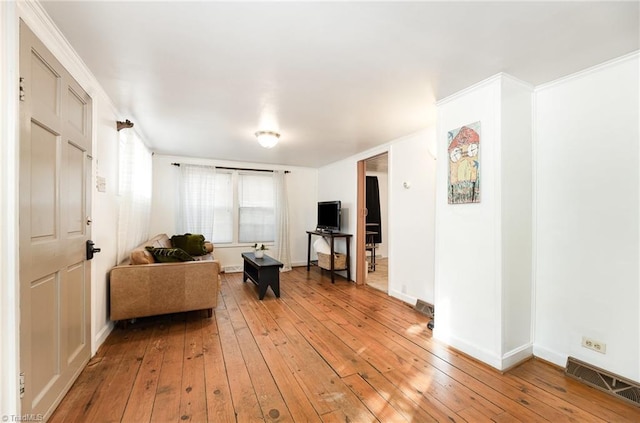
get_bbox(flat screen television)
[317,201,341,232]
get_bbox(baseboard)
[223,265,243,273]
[224,260,308,274]
[93,321,114,355]
[388,289,416,306]
[433,331,503,370]
[532,344,566,369]
[501,343,533,371]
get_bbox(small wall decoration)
[448,121,480,204]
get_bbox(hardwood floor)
[366,257,388,292]
[50,267,639,422]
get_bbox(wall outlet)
[582,336,607,354]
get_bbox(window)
[179,167,275,245]
[238,172,275,243]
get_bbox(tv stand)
[306,230,352,283]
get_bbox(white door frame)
[0,0,21,416]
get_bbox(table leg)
[271,274,280,298]
[330,235,335,283]
[306,232,312,271]
[258,281,269,300]
[258,268,280,300]
[346,235,351,281]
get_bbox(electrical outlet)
[582,336,607,354]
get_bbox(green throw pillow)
[170,233,207,256]
[145,246,194,263]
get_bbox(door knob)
[86,240,101,260]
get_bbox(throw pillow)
[130,249,155,265]
[170,233,207,256]
[145,246,194,263]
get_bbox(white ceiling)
[41,1,639,168]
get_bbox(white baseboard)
[532,344,567,368]
[93,321,114,355]
[429,332,535,371]
[388,289,417,306]
[223,260,309,274]
[223,265,243,273]
[433,331,503,370]
[502,343,533,369]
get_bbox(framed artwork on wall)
[448,121,481,204]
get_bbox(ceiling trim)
[535,50,640,93]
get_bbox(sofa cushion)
[145,246,194,263]
[171,233,208,256]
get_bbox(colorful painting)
[448,121,480,204]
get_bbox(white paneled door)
[19,20,92,419]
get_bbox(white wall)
[389,130,437,304]
[91,97,120,348]
[315,156,358,279]
[534,53,639,382]
[150,154,318,271]
[318,158,358,237]
[434,74,534,370]
[435,77,503,366]
[317,129,438,305]
[501,77,533,356]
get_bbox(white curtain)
[273,170,291,271]
[116,129,152,263]
[178,164,217,241]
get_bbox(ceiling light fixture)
[255,130,280,149]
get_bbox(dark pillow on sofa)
[170,233,207,256]
[145,246,194,263]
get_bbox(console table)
[306,230,352,283]
[242,252,283,300]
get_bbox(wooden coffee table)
[241,252,283,300]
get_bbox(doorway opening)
[357,152,388,292]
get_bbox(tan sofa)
[109,234,221,322]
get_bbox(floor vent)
[566,357,640,407]
[414,300,434,318]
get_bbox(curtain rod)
[171,163,290,173]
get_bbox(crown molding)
[535,51,640,93]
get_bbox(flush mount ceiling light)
[255,130,280,149]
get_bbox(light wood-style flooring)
[366,257,388,292]
[50,267,640,422]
